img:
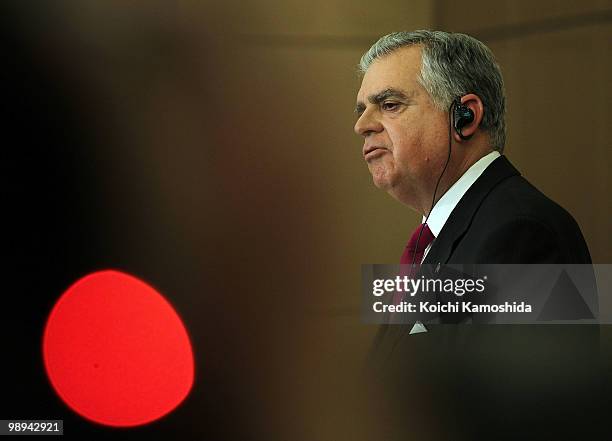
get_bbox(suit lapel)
[423,156,520,265]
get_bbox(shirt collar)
[423,151,501,237]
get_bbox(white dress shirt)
[422,151,501,262]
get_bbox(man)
[354,30,591,265]
[355,31,601,440]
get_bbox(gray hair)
[359,30,506,152]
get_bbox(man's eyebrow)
[355,88,414,114]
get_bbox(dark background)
[2,1,611,439]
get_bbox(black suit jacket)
[368,156,604,440]
[422,155,591,266]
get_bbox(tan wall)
[180,2,435,438]
[197,3,436,438]
[436,0,612,263]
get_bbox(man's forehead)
[357,46,422,100]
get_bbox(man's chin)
[371,175,391,191]
[370,169,395,191]
[368,162,396,189]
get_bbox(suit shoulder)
[480,175,580,230]
[470,174,591,263]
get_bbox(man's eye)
[382,102,399,111]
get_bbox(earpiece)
[452,97,475,140]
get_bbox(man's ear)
[452,93,484,142]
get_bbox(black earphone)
[452,97,475,140]
[410,95,475,268]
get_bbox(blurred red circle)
[43,270,194,427]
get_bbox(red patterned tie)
[393,224,435,307]
[400,223,435,266]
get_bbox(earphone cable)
[410,99,455,269]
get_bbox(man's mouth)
[364,146,387,160]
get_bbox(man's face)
[354,46,448,212]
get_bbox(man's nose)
[354,108,383,136]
